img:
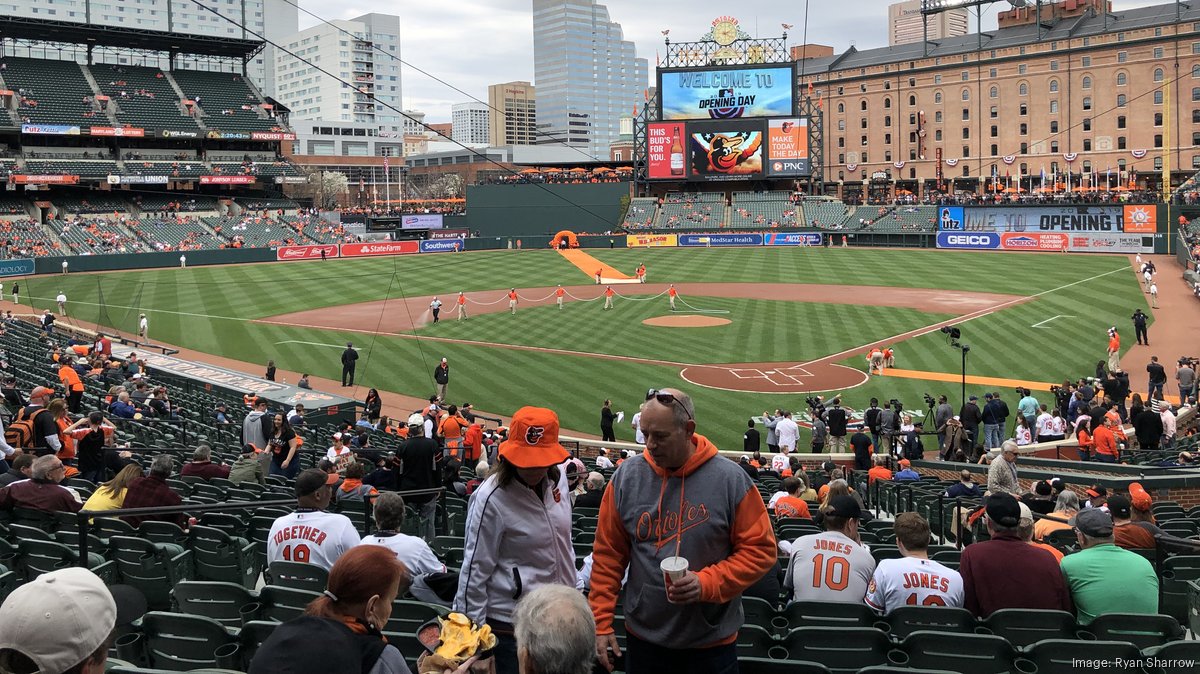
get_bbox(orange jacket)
[1092,424,1119,457]
[868,466,893,485]
[58,364,84,392]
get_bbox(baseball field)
[17,246,1150,449]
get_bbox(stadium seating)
[24,160,119,178]
[90,64,200,133]
[659,192,726,229]
[123,161,208,179]
[2,57,98,128]
[133,194,221,214]
[170,70,279,133]
[0,218,65,257]
[730,191,799,229]
[801,199,853,229]
[133,218,224,252]
[53,195,128,215]
[623,197,659,229]
[46,218,147,255]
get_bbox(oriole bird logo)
[703,132,762,173]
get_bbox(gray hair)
[641,387,695,429]
[1054,490,1080,512]
[475,459,491,480]
[585,472,605,491]
[150,455,174,479]
[372,492,406,531]
[1000,440,1019,455]
[514,585,595,674]
[192,444,212,462]
[30,455,62,480]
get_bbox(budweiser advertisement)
[200,175,256,185]
[276,244,339,261]
[339,240,420,258]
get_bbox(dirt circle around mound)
[681,362,870,394]
[642,315,731,328]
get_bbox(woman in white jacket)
[453,406,575,674]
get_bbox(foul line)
[1031,314,1074,329]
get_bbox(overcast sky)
[297,0,1167,122]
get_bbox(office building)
[532,0,648,159]
[888,0,968,47]
[274,13,402,134]
[488,81,537,146]
[451,102,491,145]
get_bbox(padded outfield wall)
[465,183,630,236]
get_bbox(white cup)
[660,556,689,597]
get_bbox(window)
[1050,141,1059,153]
[1117,115,1126,128]
[963,146,970,157]
[862,118,868,129]
[1020,162,1028,174]
[1018,64,1027,74]
[962,128,970,139]
[1117,72,1127,86]
[1049,101,1059,113]
[1020,103,1028,115]
[1083,118,1091,131]
[1083,139,1092,151]
[1050,121,1059,133]
[1155,134,1163,148]
[885,150,893,161]
[1020,142,1028,154]
[963,166,970,176]
[1082,76,1092,89]
[962,71,969,81]
[1019,83,1028,96]
[962,88,970,101]
[935,130,943,141]
[1118,136,1127,149]
[1155,91,1164,105]
[837,102,845,113]
[1050,60,1059,71]
[884,98,892,109]
[1118,94,1127,107]
[909,113,917,125]
[990,85,998,99]
[1155,112,1163,126]
[884,115,892,127]
[909,77,916,87]
[1194,132,1200,145]
[1082,57,1091,67]
[862,135,868,146]
[990,144,998,155]
[962,108,970,120]
[861,100,868,111]
[1154,47,1164,59]
[934,91,943,103]
[838,119,845,130]
[1117,51,1127,63]
[934,74,942,84]
[1083,97,1092,111]
[1020,123,1028,135]
[1154,68,1165,83]
[885,133,892,144]
[909,95,916,106]
[1195,88,1200,102]
[935,111,943,122]
[1194,110,1200,123]
[990,125,998,137]
[990,106,998,118]
[989,68,997,78]
[1155,157,1164,170]
[1194,64,1200,78]
[1083,161,1092,173]
[1049,79,1059,93]
[838,137,845,148]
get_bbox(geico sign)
[947,235,993,245]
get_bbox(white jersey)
[430,299,442,311]
[139,317,148,332]
[771,453,790,473]
[56,294,66,305]
[864,556,964,615]
[267,510,361,572]
[358,532,446,575]
[632,411,644,444]
[776,418,800,450]
[785,531,876,604]
[326,445,354,471]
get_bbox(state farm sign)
[339,240,419,258]
[276,244,339,261]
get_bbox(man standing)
[809,414,827,454]
[600,399,617,442]
[434,358,450,401]
[1149,281,1158,308]
[58,356,84,414]
[825,400,848,454]
[1177,359,1197,403]
[785,495,876,604]
[775,410,799,456]
[1147,356,1167,399]
[1060,508,1158,625]
[138,313,149,340]
[958,494,1072,618]
[398,414,439,540]
[878,402,898,456]
[934,395,953,451]
[743,419,759,455]
[508,288,518,315]
[987,441,1020,495]
[595,269,602,285]
[10,283,17,305]
[865,513,964,614]
[1016,389,1039,433]
[668,284,678,311]
[40,310,54,336]
[267,468,360,571]
[1131,308,1149,345]
[762,410,780,454]
[958,395,982,450]
[1107,328,1120,372]
[429,296,442,324]
[636,263,646,283]
[340,342,358,387]
[603,286,615,310]
[849,427,873,470]
[55,291,67,316]
[980,393,1002,451]
[242,397,271,452]
[457,291,468,320]
[591,388,775,674]
[555,284,565,309]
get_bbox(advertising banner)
[939,205,1157,233]
[274,176,308,184]
[765,117,810,177]
[200,175,256,185]
[250,131,297,141]
[935,231,1001,249]
[205,130,252,140]
[1122,204,1157,233]
[764,232,823,246]
[626,234,678,248]
[401,214,443,230]
[90,126,144,137]
[159,130,199,139]
[659,64,795,120]
[647,122,688,180]
[429,228,470,240]
[1064,233,1154,254]
[276,244,339,261]
[1000,232,1068,251]
[13,175,78,185]
[420,238,464,253]
[107,175,169,185]
[678,233,763,247]
[340,240,419,258]
[21,124,80,135]
[688,120,764,181]
[0,258,35,277]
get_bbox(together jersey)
[786,531,876,603]
[864,557,964,615]
[267,510,361,571]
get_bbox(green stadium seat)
[140,612,238,671]
[172,581,256,629]
[734,624,777,659]
[0,569,20,604]
[138,521,189,548]
[1189,579,1200,637]
[899,631,1018,674]
[780,600,877,630]
[1082,613,1184,649]
[775,627,894,673]
[110,535,194,611]
[16,538,105,579]
[385,599,444,634]
[1142,640,1200,674]
[229,621,278,670]
[881,605,975,639]
[1022,639,1140,674]
[266,562,328,593]
[977,608,1077,648]
[741,596,779,632]
[187,525,258,589]
[1160,555,1200,623]
[736,658,831,674]
[252,585,321,623]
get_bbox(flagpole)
[1163,74,1172,254]
[384,160,391,213]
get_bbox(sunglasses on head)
[646,388,692,420]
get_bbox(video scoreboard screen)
[647,117,809,181]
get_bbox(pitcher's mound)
[642,315,731,328]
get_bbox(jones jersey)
[785,531,876,603]
[864,556,964,615]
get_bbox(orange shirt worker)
[556,285,565,310]
[456,291,468,321]
[668,284,678,311]
[508,288,519,315]
[603,286,615,310]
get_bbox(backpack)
[6,408,47,448]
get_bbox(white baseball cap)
[408,413,425,427]
[0,567,144,672]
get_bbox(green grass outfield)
[19,247,1147,450]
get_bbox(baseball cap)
[498,406,568,469]
[1070,508,1114,537]
[1017,502,1034,524]
[1085,485,1107,499]
[407,413,425,427]
[826,495,862,520]
[899,459,911,468]
[295,468,338,497]
[984,493,1021,527]
[969,395,978,401]
[0,567,145,673]
[1128,482,1153,511]
[1034,480,1053,496]
[1107,494,1132,519]
[29,386,53,399]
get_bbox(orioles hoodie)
[589,433,776,650]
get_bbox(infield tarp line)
[556,248,633,281]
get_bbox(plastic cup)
[660,556,689,599]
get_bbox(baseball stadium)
[0,1,1197,674]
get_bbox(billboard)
[765,117,810,177]
[0,258,34,277]
[13,175,78,185]
[678,233,763,247]
[107,175,168,185]
[1064,233,1154,253]
[764,232,823,246]
[429,228,470,240]
[251,131,297,141]
[936,232,1001,249]
[420,239,464,253]
[401,214,443,230]
[200,175,256,185]
[647,122,688,180]
[659,64,795,120]
[340,240,420,258]
[937,230,1153,253]
[939,205,1158,233]
[90,126,144,137]
[21,124,80,135]
[688,120,763,181]
[277,244,339,261]
[626,234,678,248]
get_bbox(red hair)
[305,546,410,618]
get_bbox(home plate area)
[681,361,870,394]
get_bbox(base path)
[260,282,1026,395]
[1119,254,1197,405]
[557,248,635,283]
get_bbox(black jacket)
[575,488,604,509]
[1132,409,1164,446]
[826,407,848,436]
[341,348,358,367]
[601,406,616,429]
[863,406,881,433]
[743,427,760,453]
[398,436,439,503]
[959,402,982,429]
[249,616,389,674]
[434,364,449,385]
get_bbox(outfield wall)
[933,203,1172,254]
[464,183,630,236]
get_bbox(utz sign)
[276,244,339,261]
